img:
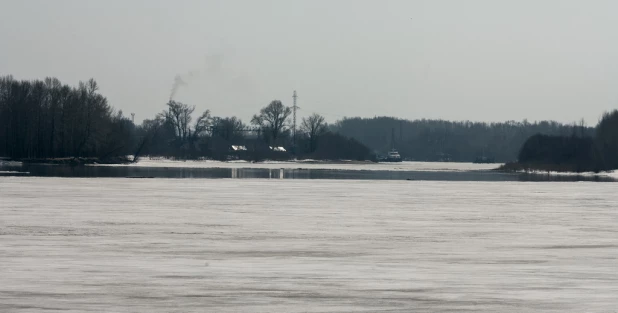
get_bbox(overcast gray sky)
[1,0,617,125]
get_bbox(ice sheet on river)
[1,178,617,312]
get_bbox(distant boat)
[382,127,403,162]
[384,148,402,162]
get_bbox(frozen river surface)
[1,177,618,312]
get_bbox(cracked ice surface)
[1,177,617,312]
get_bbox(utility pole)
[131,113,135,124]
[292,90,299,149]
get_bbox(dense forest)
[514,110,618,172]
[0,76,135,160]
[333,117,591,162]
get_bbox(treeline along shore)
[1,75,617,171]
[0,76,372,163]
[501,110,618,173]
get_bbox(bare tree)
[596,110,618,170]
[76,79,109,156]
[191,109,212,141]
[164,100,195,143]
[579,118,586,138]
[301,113,327,153]
[160,100,211,158]
[44,77,62,157]
[211,116,245,141]
[251,100,291,144]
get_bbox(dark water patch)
[0,171,29,176]
[2,163,616,182]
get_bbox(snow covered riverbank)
[95,158,500,172]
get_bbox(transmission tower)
[292,90,300,148]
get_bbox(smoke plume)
[169,75,187,101]
[168,54,224,101]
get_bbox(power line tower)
[292,90,300,148]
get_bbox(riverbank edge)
[5,156,381,166]
[495,162,618,177]
[9,156,133,165]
